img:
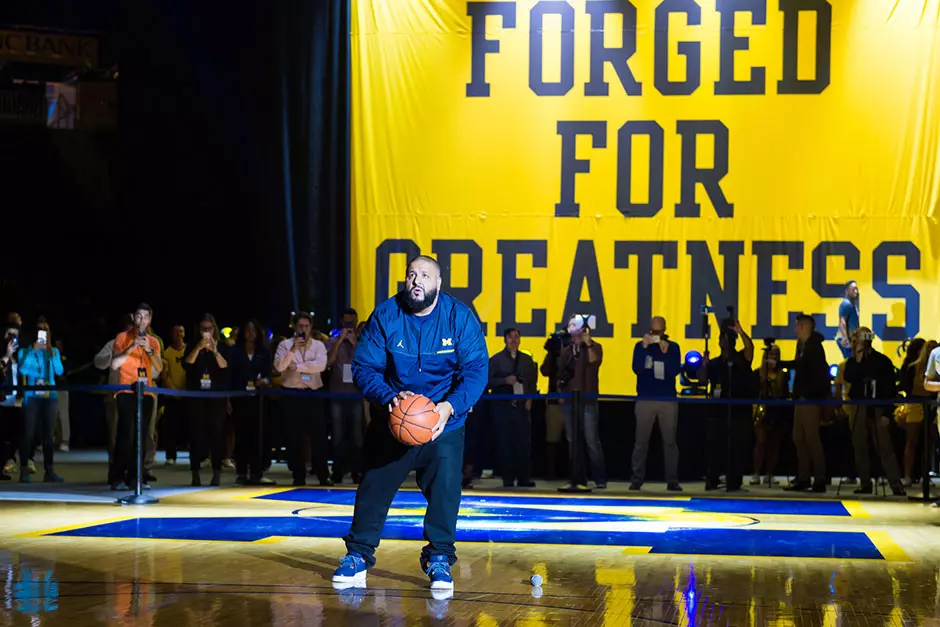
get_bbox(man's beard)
[405,287,438,312]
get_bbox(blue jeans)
[344,417,465,568]
[561,402,606,485]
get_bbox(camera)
[544,329,571,357]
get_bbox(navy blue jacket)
[632,340,682,398]
[352,291,488,433]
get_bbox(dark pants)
[111,393,155,486]
[21,398,57,475]
[331,398,364,480]
[344,416,465,568]
[706,405,752,489]
[233,396,265,478]
[189,397,227,472]
[161,397,186,461]
[283,394,328,483]
[0,405,21,465]
[494,403,531,486]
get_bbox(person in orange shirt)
[109,303,163,491]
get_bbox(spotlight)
[829,364,839,379]
[680,350,707,395]
[221,327,233,339]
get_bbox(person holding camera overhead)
[558,313,606,490]
[844,327,905,495]
[183,313,229,487]
[17,319,64,483]
[699,318,754,492]
[275,312,330,487]
[630,316,682,492]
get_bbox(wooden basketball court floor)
[2,476,940,626]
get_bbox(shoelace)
[426,562,450,578]
[339,555,363,570]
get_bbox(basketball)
[389,394,438,446]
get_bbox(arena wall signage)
[0,28,99,67]
[351,0,940,393]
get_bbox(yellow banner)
[351,0,940,394]
[0,29,99,68]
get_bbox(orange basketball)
[389,394,438,446]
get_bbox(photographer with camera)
[751,339,787,486]
[699,318,754,491]
[558,314,605,489]
[327,308,364,484]
[782,314,830,493]
[17,319,64,483]
[845,327,905,495]
[630,316,682,491]
[540,330,571,479]
[275,312,330,487]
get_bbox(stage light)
[680,350,707,395]
[221,327,233,339]
[267,330,273,340]
[829,364,839,379]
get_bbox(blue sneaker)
[332,553,367,586]
[423,555,454,590]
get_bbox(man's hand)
[506,375,518,385]
[4,341,15,360]
[430,401,454,440]
[292,337,306,352]
[525,399,532,411]
[387,390,415,412]
[135,335,150,349]
[641,333,653,348]
[840,337,850,348]
[732,320,744,335]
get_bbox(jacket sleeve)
[442,309,488,416]
[524,356,538,393]
[351,315,397,406]
[632,342,646,375]
[295,341,327,374]
[18,350,40,379]
[487,355,504,392]
[50,349,64,377]
[666,343,682,379]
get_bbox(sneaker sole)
[332,571,367,586]
[430,579,454,590]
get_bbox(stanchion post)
[911,399,933,503]
[258,388,265,478]
[118,378,159,505]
